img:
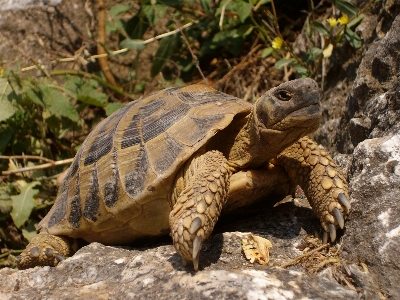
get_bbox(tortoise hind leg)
[17,232,76,269]
[169,150,231,270]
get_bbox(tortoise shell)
[38,84,252,244]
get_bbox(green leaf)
[200,0,213,13]
[306,18,312,37]
[0,126,13,153]
[275,58,294,69]
[292,63,309,75]
[237,24,253,37]
[313,21,330,36]
[0,187,12,215]
[311,47,323,56]
[261,47,273,58]
[345,27,362,48]
[24,86,44,107]
[106,103,125,116]
[76,85,108,107]
[10,181,40,228]
[236,0,253,23]
[333,0,358,16]
[211,28,245,56]
[348,14,364,28]
[21,220,38,242]
[125,15,150,39]
[120,38,146,50]
[0,78,18,122]
[39,84,79,122]
[106,20,117,33]
[109,3,130,18]
[151,34,180,77]
[142,2,168,24]
[216,0,236,16]
[64,77,107,107]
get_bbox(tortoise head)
[254,78,321,133]
[239,78,321,165]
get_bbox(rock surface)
[335,7,400,154]
[1,239,359,300]
[0,0,62,11]
[343,135,400,299]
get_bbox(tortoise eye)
[276,90,292,101]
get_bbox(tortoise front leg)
[276,136,351,242]
[169,150,231,271]
[17,232,75,269]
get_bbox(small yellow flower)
[272,37,283,49]
[327,17,338,28]
[338,14,349,25]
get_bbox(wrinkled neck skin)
[226,111,317,170]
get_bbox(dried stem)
[176,21,208,85]
[0,155,55,163]
[214,44,262,89]
[280,243,330,268]
[21,22,195,72]
[97,0,118,87]
[2,158,74,176]
[219,0,232,30]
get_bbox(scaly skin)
[16,232,74,269]
[169,150,231,270]
[276,136,350,241]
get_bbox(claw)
[332,208,345,229]
[30,247,40,257]
[54,254,65,262]
[182,257,188,267]
[189,217,202,235]
[193,255,199,271]
[192,236,202,271]
[328,223,336,242]
[322,231,328,244]
[45,248,53,257]
[338,193,351,214]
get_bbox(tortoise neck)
[226,111,306,169]
[225,112,270,168]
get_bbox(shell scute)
[83,103,131,166]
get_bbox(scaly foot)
[17,232,73,269]
[277,136,351,242]
[169,150,231,270]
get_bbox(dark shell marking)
[39,84,252,243]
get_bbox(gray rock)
[0,238,359,300]
[0,0,62,12]
[336,12,400,154]
[343,135,400,299]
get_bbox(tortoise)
[17,78,350,270]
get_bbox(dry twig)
[1,158,74,176]
[97,0,118,87]
[176,21,208,85]
[280,243,330,268]
[20,23,195,72]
